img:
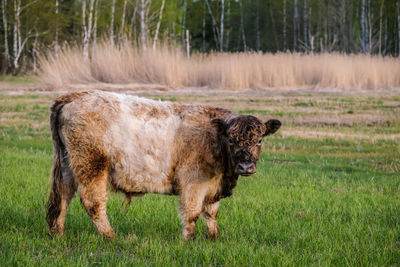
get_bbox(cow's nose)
[237,162,256,175]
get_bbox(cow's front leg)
[202,201,220,240]
[179,189,205,241]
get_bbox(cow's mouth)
[240,172,256,177]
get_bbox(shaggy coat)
[46,90,281,240]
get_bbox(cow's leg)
[52,169,77,236]
[179,188,205,241]
[47,151,77,237]
[79,177,115,238]
[66,140,114,238]
[202,201,220,240]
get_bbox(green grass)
[0,75,39,84]
[0,93,399,266]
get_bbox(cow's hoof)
[102,230,116,239]
[182,232,196,241]
[207,233,219,241]
[49,226,65,239]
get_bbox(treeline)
[1,0,400,74]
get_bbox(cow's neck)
[220,173,239,198]
[219,143,239,199]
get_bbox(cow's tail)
[46,91,90,234]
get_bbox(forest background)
[1,0,400,75]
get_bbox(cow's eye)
[228,138,234,145]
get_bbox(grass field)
[1,90,400,266]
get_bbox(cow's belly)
[106,106,180,194]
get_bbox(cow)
[46,90,281,241]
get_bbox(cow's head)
[212,116,281,176]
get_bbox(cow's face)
[212,116,281,176]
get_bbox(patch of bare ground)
[281,129,400,141]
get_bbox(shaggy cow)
[46,90,281,240]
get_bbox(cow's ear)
[264,119,281,136]
[211,118,227,136]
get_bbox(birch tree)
[12,0,30,70]
[92,0,99,54]
[82,0,94,60]
[361,0,367,53]
[110,0,116,47]
[119,0,128,44]
[1,0,10,68]
[220,0,225,52]
[55,0,59,58]
[140,0,148,50]
[153,0,165,50]
[182,0,187,45]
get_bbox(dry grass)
[39,42,400,90]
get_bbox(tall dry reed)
[40,42,400,90]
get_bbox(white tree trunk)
[361,0,366,53]
[220,0,224,52]
[186,29,190,57]
[92,0,99,54]
[110,0,116,47]
[11,0,37,71]
[55,0,59,58]
[153,0,165,51]
[1,0,10,67]
[82,0,94,60]
[32,30,39,72]
[182,0,187,45]
[119,0,128,44]
[13,0,21,70]
[82,0,88,59]
[140,0,147,50]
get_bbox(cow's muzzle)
[235,162,257,176]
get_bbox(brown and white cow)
[46,90,281,240]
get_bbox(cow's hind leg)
[79,177,115,238]
[67,141,115,238]
[47,151,77,237]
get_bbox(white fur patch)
[102,92,180,194]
